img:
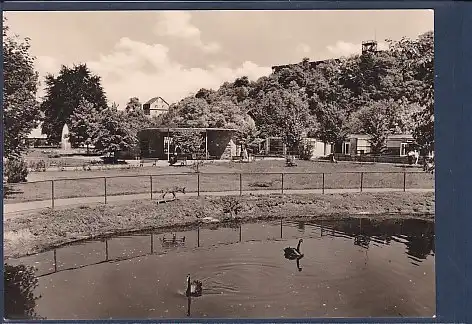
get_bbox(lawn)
[4,159,435,204]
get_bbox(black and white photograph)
[3,9,435,319]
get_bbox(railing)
[3,171,435,209]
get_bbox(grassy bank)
[4,160,434,204]
[4,191,435,259]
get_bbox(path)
[3,187,434,216]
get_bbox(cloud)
[34,37,271,107]
[154,11,221,53]
[326,40,389,57]
[295,43,311,56]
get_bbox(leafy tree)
[40,64,108,143]
[67,99,100,151]
[4,264,43,319]
[3,19,40,159]
[257,83,315,154]
[124,97,151,137]
[172,129,205,157]
[308,60,352,148]
[93,106,137,157]
[162,97,211,128]
[388,31,434,152]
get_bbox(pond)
[4,218,435,319]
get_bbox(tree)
[3,18,40,159]
[124,97,151,137]
[172,129,205,157]
[258,83,315,154]
[40,64,108,143]
[161,97,211,128]
[67,99,100,152]
[307,60,353,148]
[4,264,43,319]
[93,106,137,157]
[388,31,434,152]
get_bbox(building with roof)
[142,97,170,117]
[339,133,416,156]
[138,127,238,160]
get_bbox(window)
[343,142,351,155]
[143,104,151,115]
[400,143,408,156]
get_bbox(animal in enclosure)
[161,186,186,200]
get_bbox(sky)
[5,10,433,109]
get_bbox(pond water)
[4,218,435,320]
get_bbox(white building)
[142,96,170,118]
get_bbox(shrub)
[299,141,314,161]
[5,158,28,183]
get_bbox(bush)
[299,141,314,161]
[5,159,28,183]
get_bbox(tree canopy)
[3,18,41,159]
[40,64,108,144]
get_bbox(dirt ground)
[3,191,435,259]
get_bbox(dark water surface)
[4,218,435,319]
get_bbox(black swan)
[284,239,304,260]
[185,274,203,298]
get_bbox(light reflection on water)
[4,218,435,319]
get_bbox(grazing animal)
[186,274,203,298]
[161,186,186,200]
[284,239,304,260]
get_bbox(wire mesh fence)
[3,171,435,208]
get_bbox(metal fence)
[3,171,435,209]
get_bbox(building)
[26,124,52,148]
[142,97,170,117]
[251,137,331,159]
[339,134,416,156]
[138,127,238,160]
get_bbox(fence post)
[280,219,283,238]
[360,172,364,192]
[239,225,242,242]
[51,180,55,209]
[239,173,242,196]
[104,177,107,204]
[150,234,154,254]
[197,227,200,247]
[105,239,109,261]
[403,172,406,192]
[322,173,325,194]
[281,173,284,194]
[53,249,57,272]
[150,175,153,200]
[197,173,200,197]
